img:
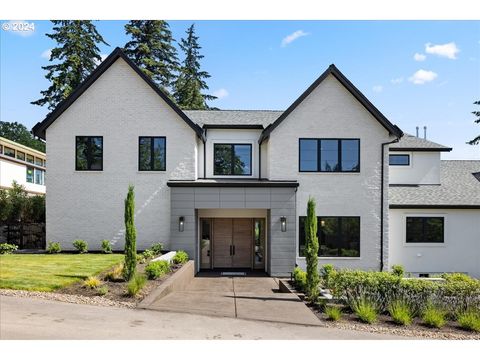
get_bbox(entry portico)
[167,180,298,277]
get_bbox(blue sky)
[1,20,479,159]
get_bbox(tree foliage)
[173,24,216,109]
[124,20,179,92]
[31,21,108,110]
[305,196,320,300]
[123,185,137,281]
[0,181,45,223]
[0,121,45,152]
[467,100,480,145]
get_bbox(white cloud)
[41,49,52,59]
[372,85,383,93]
[213,88,229,99]
[408,69,438,85]
[425,42,460,59]
[281,30,309,47]
[414,53,426,61]
[3,20,36,37]
[390,77,404,85]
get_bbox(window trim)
[213,143,253,176]
[389,154,410,166]
[298,138,360,173]
[75,136,104,171]
[404,215,445,245]
[138,136,167,172]
[298,215,361,258]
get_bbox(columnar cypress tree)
[173,24,216,109]
[123,185,137,281]
[31,21,109,110]
[124,20,179,92]
[305,197,320,300]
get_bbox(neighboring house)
[0,136,46,195]
[32,47,480,278]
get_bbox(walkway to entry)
[145,275,320,326]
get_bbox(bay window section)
[299,216,360,257]
[75,136,103,171]
[299,139,360,172]
[214,144,252,176]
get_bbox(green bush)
[0,243,18,255]
[391,264,405,277]
[320,264,336,288]
[123,185,137,281]
[145,260,171,280]
[83,276,101,289]
[72,239,88,254]
[457,309,480,332]
[351,296,379,324]
[172,250,189,264]
[101,240,112,254]
[127,274,147,297]
[304,197,320,301]
[293,267,307,292]
[388,299,414,326]
[142,249,155,260]
[422,304,447,328]
[97,285,109,296]
[150,243,163,256]
[46,241,61,254]
[325,305,342,321]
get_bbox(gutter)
[380,137,400,271]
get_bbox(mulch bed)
[285,280,480,340]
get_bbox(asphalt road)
[0,295,405,340]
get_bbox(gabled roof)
[258,64,403,143]
[184,110,282,128]
[32,47,204,140]
[389,133,452,152]
[389,160,480,208]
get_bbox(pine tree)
[467,100,480,145]
[31,21,109,110]
[123,185,137,281]
[124,21,179,92]
[305,197,320,301]
[173,24,216,110]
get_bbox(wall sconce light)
[280,216,287,232]
[179,216,185,232]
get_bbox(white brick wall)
[267,74,394,271]
[46,58,198,251]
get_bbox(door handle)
[233,245,235,256]
[229,245,232,256]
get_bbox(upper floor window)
[17,151,25,161]
[76,136,103,171]
[389,154,410,166]
[299,216,360,257]
[26,154,34,164]
[139,136,166,171]
[26,167,34,183]
[406,217,444,243]
[4,146,15,158]
[214,143,252,176]
[299,139,360,172]
[0,144,2,154]
[35,157,44,167]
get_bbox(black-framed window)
[139,136,166,171]
[406,217,444,243]
[299,139,360,172]
[75,136,103,171]
[214,143,252,176]
[299,216,360,257]
[389,154,410,166]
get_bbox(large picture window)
[75,136,103,171]
[299,216,360,257]
[214,143,252,176]
[139,136,166,171]
[406,217,444,243]
[299,139,360,172]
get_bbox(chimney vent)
[423,126,427,139]
[416,126,419,137]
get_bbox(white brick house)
[33,48,480,277]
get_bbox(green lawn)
[0,254,123,292]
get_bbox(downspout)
[203,129,207,179]
[258,142,262,180]
[380,137,400,271]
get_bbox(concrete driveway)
[143,275,321,326]
[0,295,407,339]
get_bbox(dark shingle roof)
[390,133,452,152]
[389,160,480,208]
[184,110,282,128]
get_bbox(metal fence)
[0,223,46,249]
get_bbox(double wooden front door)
[213,218,253,268]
